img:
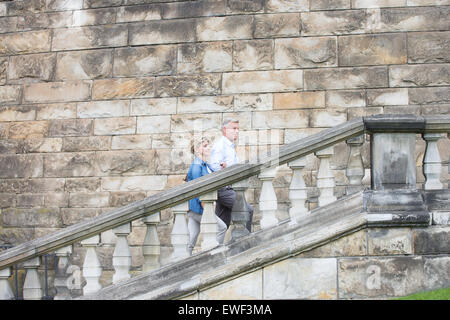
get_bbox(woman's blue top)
[187,156,211,214]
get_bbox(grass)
[395,287,450,300]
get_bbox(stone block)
[263,257,337,299]
[200,269,262,300]
[352,0,406,7]
[163,0,226,18]
[390,64,450,87]
[196,15,253,41]
[407,0,450,5]
[116,4,161,22]
[8,53,56,82]
[17,11,73,30]
[52,25,128,50]
[368,228,413,255]
[338,33,407,66]
[131,98,176,116]
[223,70,303,94]
[234,94,273,112]
[177,96,234,114]
[252,110,309,129]
[326,90,366,108]
[170,113,222,133]
[151,133,192,149]
[72,8,116,26]
[0,178,65,194]
[0,154,43,178]
[7,0,46,16]
[155,74,221,97]
[48,119,92,137]
[129,19,196,45]
[423,256,450,291]
[69,192,110,208]
[0,193,15,208]
[44,192,69,207]
[55,49,113,80]
[77,100,130,118]
[16,193,44,208]
[338,256,425,298]
[233,40,273,71]
[154,148,192,174]
[24,81,91,103]
[136,115,171,134]
[95,150,156,176]
[0,85,21,105]
[275,36,337,69]
[109,191,147,208]
[61,207,102,226]
[0,106,36,122]
[177,42,232,74]
[111,135,152,150]
[367,88,409,106]
[0,57,7,85]
[94,117,136,136]
[8,121,48,139]
[310,109,347,127]
[304,67,388,90]
[274,92,325,110]
[101,176,167,192]
[409,87,450,105]
[62,136,110,152]
[413,226,450,254]
[1,207,61,228]
[65,177,101,193]
[93,78,154,100]
[408,31,450,63]
[0,30,50,55]
[373,7,450,32]
[310,0,350,10]
[43,152,96,178]
[266,0,309,12]
[301,10,367,36]
[254,13,300,38]
[21,138,63,153]
[114,45,176,77]
[36,103,77,120]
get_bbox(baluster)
[199,191,219,250]
[171,202,189,260]
[230,179,250,241]
[423,133,443,190]
[54,245,73,300]
[259,166,279,229]
[0,267,14,300]
[23,257,42,300]
[112,223,132,284]
[315,146,337,207]
[142,212,160,272]
[288,157,308,223]
[346,135,365,194]
[81,235,102,295]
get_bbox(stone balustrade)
[0,115,449,299]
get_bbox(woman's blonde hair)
[190,136,210,155]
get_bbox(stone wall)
[0,0,449,263]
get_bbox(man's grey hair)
[222,118,239,128]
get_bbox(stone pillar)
[112,223,132,284]
[81,235,102,295]
[0,267,14,300]
[423,133,443,190]
[288,157,308,222]
[371,133,416,190]
[170,202,189,260]
[142,213,160,272]
[23,257,42,300]
[346,135,365,194]
[259,166,279,229]
[230,179,250,241]
[53,245,73,300]
[315,147,337,207]
[199,191,219,251]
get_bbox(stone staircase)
[0,114,449,300]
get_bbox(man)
[209,119,254,244]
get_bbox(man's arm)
[209,140,223,172]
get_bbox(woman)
[186,137,212,255]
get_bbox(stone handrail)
[0,114,449,298]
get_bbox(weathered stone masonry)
[0,0,449,270]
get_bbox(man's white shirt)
[209,135,239,172]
